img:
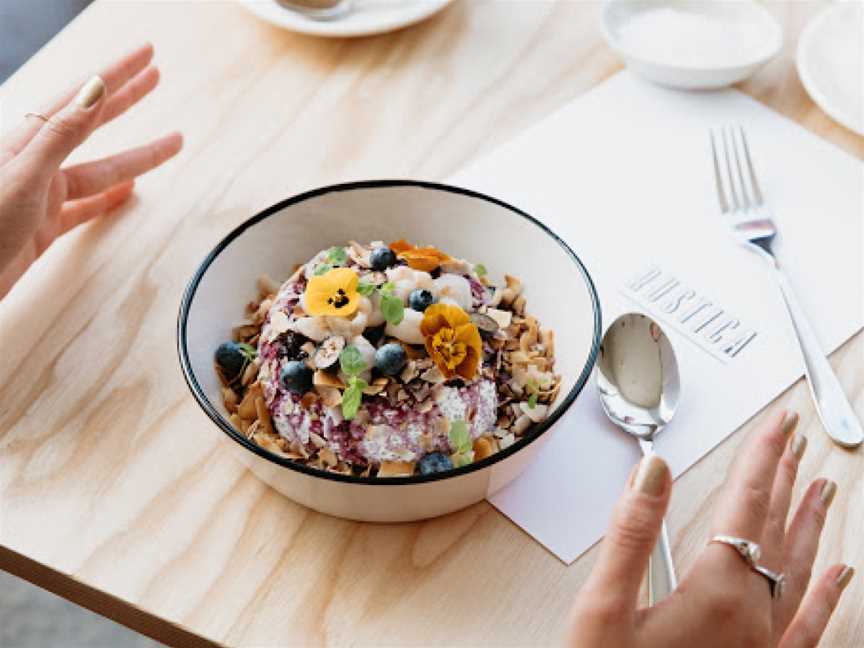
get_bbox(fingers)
[57,180,135,236]
[778,564,854,648]
[99,65,160,125]
[2,43,154,156]
[583,455,671,611]
[63,132,183,199]
[782,479,837,605]
[711,410,798,542]
[760,426,806,570]
[19,76,106,174]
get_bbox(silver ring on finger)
[709,535,784,600]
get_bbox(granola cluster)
[214,240,560,478]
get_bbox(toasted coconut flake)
[520,329,538,353]
[238,383,262,420]
[499,432,516,449]
[512,414,532,435]
[512,294,527,315]
[378,461,416,477]
[269,310,291,336]
[519,401,549,423]
[496,414,512,429]
[363,377,389,395]
[241,361,259,386]
[418,399,434,413]
[435,416,450,436]
[471,312,499,334]
[488,287,503,308]
[309,432,327,448]
[233,324,259,342]
[420,366,445,384]
[485,308,512,329]
[301,341,317,357]
[320,447,338,467]
[541,329,555,358]
[473,437,494,461]
[400,360,419,383]
[314,370,345,389]
[300,392,319,409]
[223,387,239,413]
[439,258,471,274]
[404,344,427,360]
[257,274,281,299]
[246,419,261,440]
[228,413,243,432]
[316,385,342,407]
[255,397,275,435]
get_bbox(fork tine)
[709,130,729,212]
[738,126,764,206]
[720,127,740,210]
[729,125,752,209]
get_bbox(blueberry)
[215,342,247,381]
[408,288,435,312]
[369,246,397,271]
[276,331,307,361]
[362,323,386,346]
[375,343,407,376]
[280,360,313,394]
[418,452,454,475]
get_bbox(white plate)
[797,2,864,136]
[238,0,453,38]
[601,0,782,90]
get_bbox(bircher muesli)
[214,240,561,478]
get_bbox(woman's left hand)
[0,42,182,298]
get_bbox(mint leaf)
[341,376,367,420]
[380,292,404,326]
[313,263,332,276]
[474,263,487,277]
[380,281,395,294]
[527,392,538,409]
[448,420,472,454]
[327,246,347,266]
[237,343,257,361]
[357,281,376,297]
[451,451,474,468]
[339,344,366,376]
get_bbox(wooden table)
[1,1,861,646]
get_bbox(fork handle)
[773,267,863,447]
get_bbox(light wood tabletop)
[0,1,861,646]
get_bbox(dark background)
[1,2,161,645]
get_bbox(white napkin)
[449,72,864,564]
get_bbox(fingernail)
[836,565,855,591]
[820,480,837,509]
[790,432,807,460]
[781,410,799,437]
[75,76,105,109]
[632,455,667,496]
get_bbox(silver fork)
[710,126,862,448]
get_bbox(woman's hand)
[0,43,181,298]
[569,410,853,647]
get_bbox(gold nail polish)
[781,410,799,437]
[790,432,807,460]
[632,455,667,496]
[75,76,105,109]
[836,565,855,591]
[820,480,837,509]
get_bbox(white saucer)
[238,0,454,38]
[797,2,863,136]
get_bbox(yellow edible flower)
[420,303,482,381]
[303,267,360,317]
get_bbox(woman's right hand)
[568,410,853,647]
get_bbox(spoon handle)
[648,521,677,605]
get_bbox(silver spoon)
[596,312,681,606]
[277,0,353,21]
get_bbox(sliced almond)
[319,447,338,467]
[223,387,239,413]
[316,385,342,408]
[512,294,527,316]
[228,413,243,432]
[237,383,262,420]
[363,376,389,396]
[241,361,259,386]
[420,366,445,384]
[400,360,419,383]
[309,432,327,448]
[378,461,416,477]
[485,308,512,329]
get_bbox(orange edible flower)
[389,239,451,273]
[303,267,360,317]
[420,303,482,381]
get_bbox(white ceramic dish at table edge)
[601,0,783,90]
[237,0,453,38]
[177,180,601,523]
[797,2,864,137]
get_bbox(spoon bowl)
[597,312,680,443]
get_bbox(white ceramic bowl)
[177,181,601,522]
[601,0,782,90]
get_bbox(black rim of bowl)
[177,180,602,485]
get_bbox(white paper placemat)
[449,72,864,564]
